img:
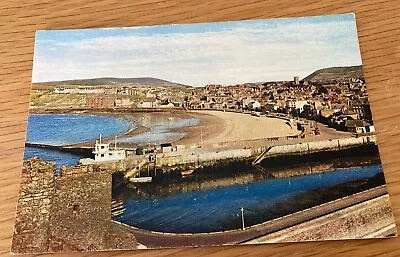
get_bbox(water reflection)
[112,163,384,233]
[118,113,199,145]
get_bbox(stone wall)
[266,136,376,157]
[12,158,137,253]
[155,148,253,167]
[50,165,112,251]
[12,157,55,253]
[148,136,375,168]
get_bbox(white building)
[247,100,261,110]
[159,103,175,108]
[92,136,126,162]
[295,100,309,113]
[137,100,158,108]
[286,100,309,113]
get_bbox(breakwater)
[260,144,380,170]
[26,135,379,179]
[136,136,377,172]
[262,136,376,158]
[155,148,253,167]
[26,142,93,157]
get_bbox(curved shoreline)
[27,108,352,149]
[29,109,300,148]
[175,110,301,146]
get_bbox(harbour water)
[113,164,384,233]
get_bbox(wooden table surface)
[1,0,400,256]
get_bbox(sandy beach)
[35,108,352,148]
[66,110,300,148]
[176,110,299,146]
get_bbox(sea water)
[25,114,132,146]
[24,113,199,167]
[24,113,131,168]
[113,164,383,233]
[117,114,200,146]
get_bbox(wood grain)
[1,0,400,256]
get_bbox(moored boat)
[181,169,194,177]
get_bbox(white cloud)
[32,19,362,85]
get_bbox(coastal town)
[30,66,374,135]
[14,64,397,253]
[26,66,380,183]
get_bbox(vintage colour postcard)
[12,13,397,253]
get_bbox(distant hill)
[302,65,364,82]
[34,77,190,88]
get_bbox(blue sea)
[24,113,199,167]
[24,113,131,168]
[25,114,132,146]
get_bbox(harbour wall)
[25,142,93,157]
[155,148,254,167]
[265,136,376,158]
[144,136,377,169]
[25,136,378,177]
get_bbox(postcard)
[12,13,396,253]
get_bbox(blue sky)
[33,13,362,86]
